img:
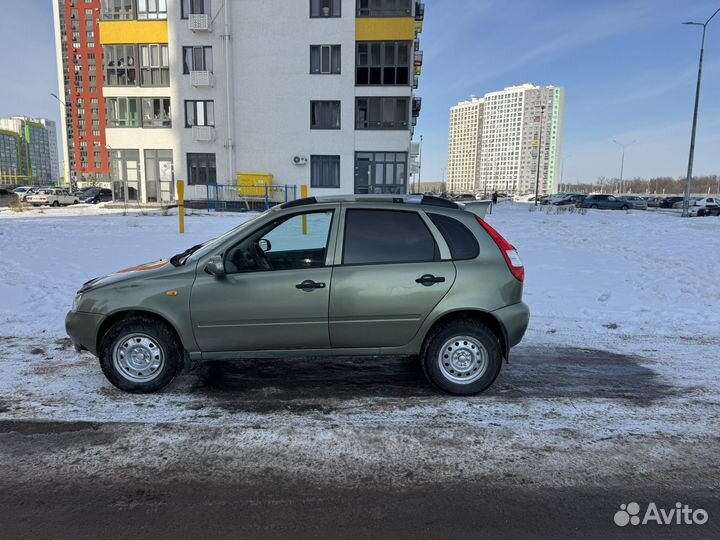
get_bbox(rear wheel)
[98,316,183,393]
[422,320,502,396]
[591,204,598,209]
[621,205,629,210]
[52,200,60,207]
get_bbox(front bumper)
[65,310,106,357]
[492,302,530,350]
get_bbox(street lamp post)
[681,7,720,217]
[612,140,635,194]
[533,105,547,206]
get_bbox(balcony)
[414,64,422,76]
[412,97,422,117]
[415,1,425,20]
[412,75,419,89]
[188,14,211,32]
[190,70,214,87]
[414,20,423,35]
[192,125,216,141]
[414,50,423,67]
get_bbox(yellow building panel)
[99,21,169,45]
[356,18,415,41]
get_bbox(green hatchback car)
[66,195,529,396]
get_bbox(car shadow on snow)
[189,346,679,411]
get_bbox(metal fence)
[202,184,299,212]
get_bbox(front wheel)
[98,316,183,393]
[621,205,629,210]
[591,204,598,209]
[422,320,503,396]
[52,200,60,207]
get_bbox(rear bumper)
[65,310,106,357]
[492,302,530,351]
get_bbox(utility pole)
[533,105,546,206]
[612,140,635,194]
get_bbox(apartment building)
[447,97,483,194]
[0,117,60,184]
[53,0,111,186]
[447,84,564,195]
[53,0,425,203]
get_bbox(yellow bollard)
[177,180,185,235]
[301,184,308,235]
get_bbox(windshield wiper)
[170,244,203,267]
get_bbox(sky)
[0,0,718,184]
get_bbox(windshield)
[170,209,273,266]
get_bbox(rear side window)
[428,213,479,260]
[343,209,438,265]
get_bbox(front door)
[329,208,456,348]
[190,210,337,353]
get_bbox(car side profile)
[66,195,529,396]
[580,194,632,210]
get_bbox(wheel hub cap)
[113,334,164,382]
[438,336,489,384]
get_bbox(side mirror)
[205,255,225,276]
[258,238,272,252]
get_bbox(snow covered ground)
[0,203,719,492]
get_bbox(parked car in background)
[80,188,113,204]
[26,188,79,207]
[659,196,685,209]
[672,198,701,209]
[12,186,37,202]
[644,196,663,207]
[539,195,554,205]
[579,194,632,210]
[553,194,586,206]
[619,195,648,210]
[0,188,17,207]
[452,193,477,202]
[687,197,719,216]
[66,194,529,396]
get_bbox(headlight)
[72,294,83,312]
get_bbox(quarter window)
[185,100,215,127]
[311,155,340,188]
[311,101,341,129]
[427,214,479,260]
[355,97,409,129]
[356,41,411,85]
[310,45,341,74]
[182,46,213,73]
[310,0,341,17]
[343,210,438,265]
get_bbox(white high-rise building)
[447,84,564,195]
[54,0,426,203]
[447,97,483,194]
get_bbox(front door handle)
[296,280,326,291]
[416,274,446,287]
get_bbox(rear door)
[328,206,456,348]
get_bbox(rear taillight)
[476,216,525,282]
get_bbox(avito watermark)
[614,502,709,527]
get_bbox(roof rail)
[279,194,462,210]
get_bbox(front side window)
[181,0,210,17]
[310,45,341,74]
[356,0,412,17]
[141,97,171,128]
[311,155,340,188]
[106,97,140,127]
[225,211,334,274]
[356,97,409,129]
[310,0,341,17]
[187,152,216,185]
[356,41,411,85]
[343,210,437,265]
[137,0,168,19]
[185,100,215,127]
[104,45,137,86]
[139,44,170,87]
[183,46,213,73]
[311,101,341,129]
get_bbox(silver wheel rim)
[437,336,488,384]
[112,333,165,383]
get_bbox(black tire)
[621,205,629,210]
[98,316,183,393]
[52,200,60,207]
[421,320,503,396]
[591,204,598,209]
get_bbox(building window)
[144,149,174,202]
[104,45,137,87]
[355,97,409,129]
[356,41,411,85]
[356,0,412,17]
[141,97,171,128]
[187,153,216,185]
[310,45,341,74]
[139,44,170,87]
[106,97,140,127]
[310,0,341,17]
[311,156,340,188]
[181,0,210,18]
[182,46,213,73]
[111,149,141,202]
[354,152,407,194]
[310,101,341,129]
[101,0,134,20]
[137,0,168,19]
[185,100,215,127]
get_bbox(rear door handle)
[416,274,446,286]
[296,280,326,291]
